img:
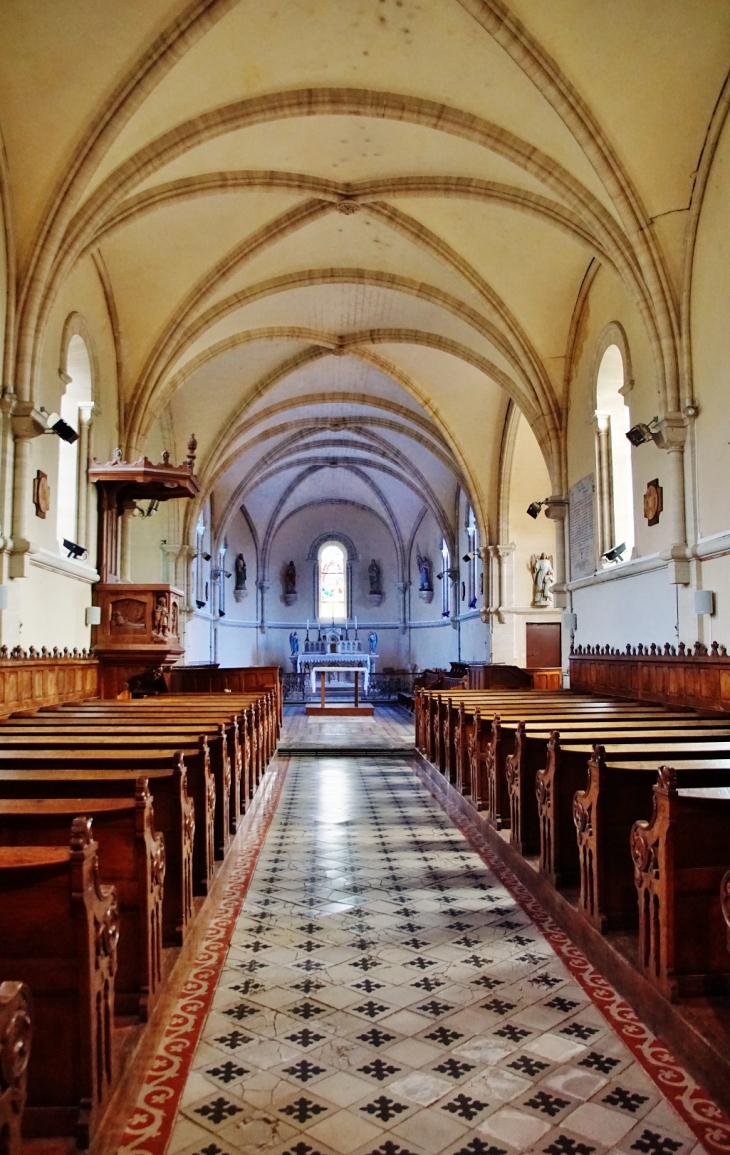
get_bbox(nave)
[122,711,716,1155]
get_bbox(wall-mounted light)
[626,418,660,447]
[40,408,79,444]
[138,499,159,518]
[85,605,101,626]
[202,552,212,562]
[602,542,627,564]
[526,499,548,519]
[63,538,87,560]
[462,552,475,563]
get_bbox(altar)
[297,651,373,693]
[296,627,375,694]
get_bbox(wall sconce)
[526,499,549,519]
[40,407,79,444]
[63,539,87,560]
[626,418,661,446]
[602,542,627,564]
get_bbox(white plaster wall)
[571,566,677,653]
[3,255,120,649]
[409,621,457,671]
[459,612,489,663]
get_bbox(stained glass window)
[319,542,346,621]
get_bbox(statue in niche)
[368,630,378,654]
[416,545,432,591]
[152,595,169,640]
[530,553,554,607]
[235,554,247,589]
[283,560,297,606]
[368,559,381,594]
[416,545,434,604]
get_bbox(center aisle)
[164,749,701,1155]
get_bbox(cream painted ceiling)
[2,0,729,552]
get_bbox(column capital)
[654,413,688,451]
[544,496,569,521]
[10,402,46,440]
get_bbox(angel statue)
[530,553,554,606]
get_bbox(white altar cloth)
[297,651,372,693]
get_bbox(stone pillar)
[75,402,94,549]
[119,502,136,582]
[257,579,271,633]
[8,403,46,578]
[396,580,409,634]
[545,497,569,609]
[0,391,16,566]
[656,416,690,585]
[592,412,613,558]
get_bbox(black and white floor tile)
[166,755,704,1155]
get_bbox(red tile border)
[118,758,289,1155]
[412,758,730,1155]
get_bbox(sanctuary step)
[278,704,415,756]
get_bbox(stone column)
[119,502,136,582]
[396,580,409,634]
[75,402,94,549]
[0,391,16,567]
[545,497,569,608]
[656,416,690,585]
[257,579,271,633]
[592,412,613,558]
[8,404,46,578]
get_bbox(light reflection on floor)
[167,755,703,1155]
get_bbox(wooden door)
[525,622,561,668]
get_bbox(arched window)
[57,334,92,548]
[318,541,347,621]
[595,344,635,561]
[440,538,451,618]
[466,506,478,608]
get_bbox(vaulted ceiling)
[2,0,728,546]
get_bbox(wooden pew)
[0,765,193,946]
[0,727,225,872]
[0,819,118,1147]
[0,979,32,1155]
[504,718,730,857]
[0,742,214,895]
[53,693,272,803]
[630,770,730,999]
[573,746,730,931]
[2,715,244,835]
[0,781,164,1021]
[470,702,684,820]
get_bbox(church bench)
[419,688,569,755]
[630,772,730,1000]
[1,717,245,836]
[504,719,730,857]
[55,694,271,800]
[0,820,118,1147]
[0,979,32,1155]
[165,665,282,730]
[469,703,678,818]
[0,740,215,895]
[0,764,193,946]
[0,783,164,1021]
[572,746,730,932]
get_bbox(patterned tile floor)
[279,706,415,753]
[166,753,707,1155]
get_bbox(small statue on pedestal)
[530,553,554,607]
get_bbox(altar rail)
[0,654,98,718]
[570,642,730,714]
